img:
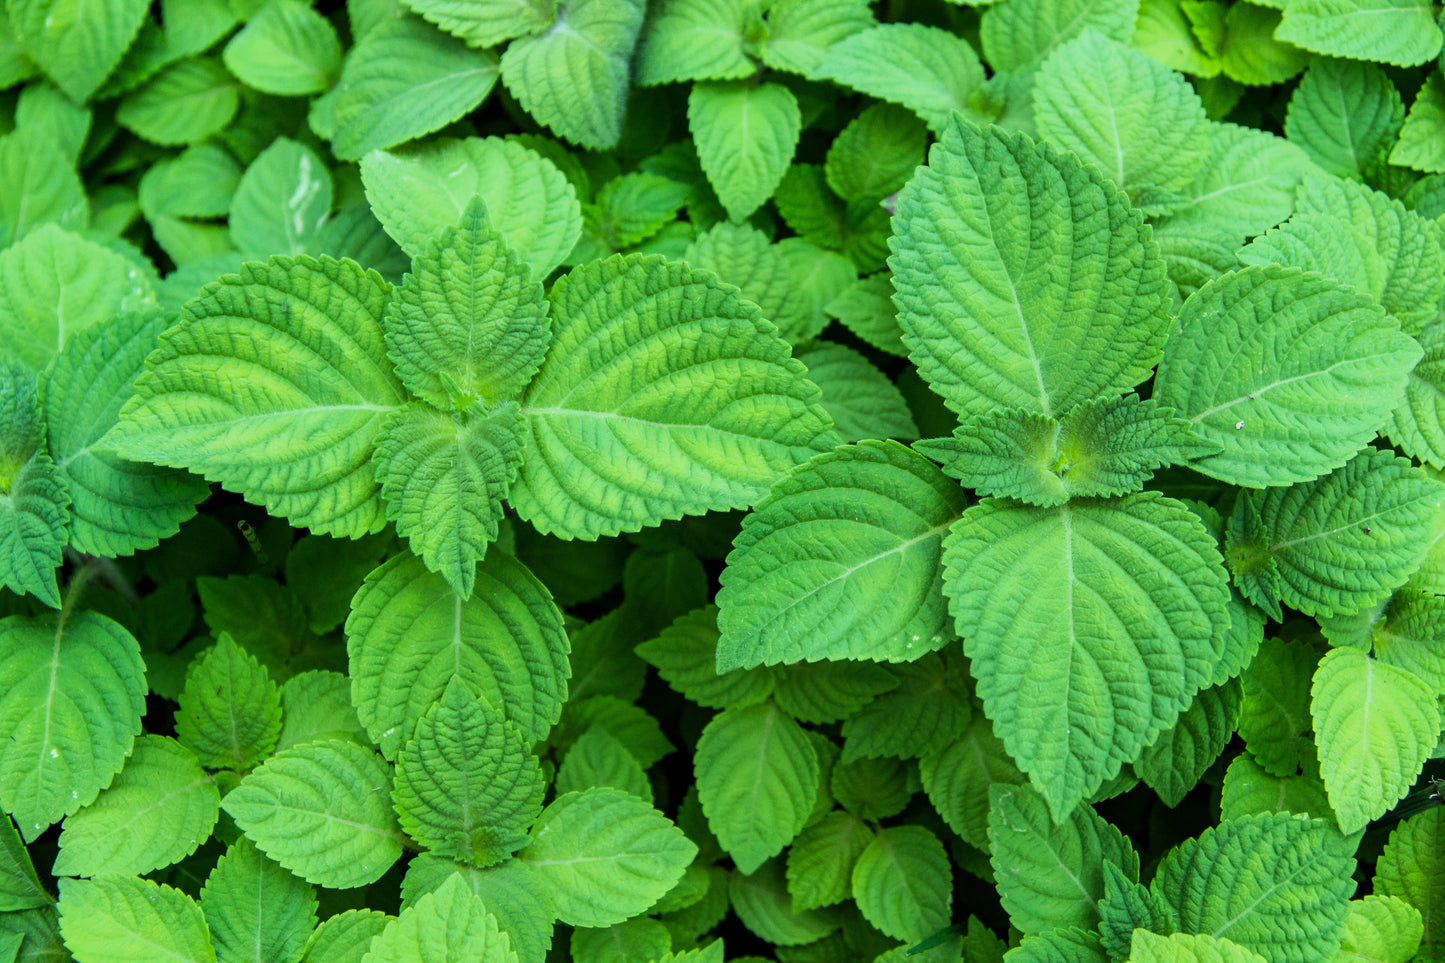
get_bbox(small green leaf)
[796,343,918,444]
[683,222,808,343]
[1388,322,1445,470]
[554,725,653,803]
[1210,2,1311,87]
[553,696,673,769]
[839,652,970,762]
[403,0,555,48]
[299,910,392,963]
[1285,60,1404,179]
[1129,932,1269,963]
[1364,589,1445,694]
[116,57,239,146]
[57,876,215,963]
[222,0,342,96]
[229,138,333,257]
[824,103,925,205]
[1391,72,1445,174]
[761,0,873,75]
[7,0,149,101]
[1372,808,1445,956]
[1136,679,1243,808]
[771,659,898,725]
[0,371,65,609]
[728,859,842,946]
[689,81,800,222]
[980,0,1138,75]
[785,812,874,912]
[851,825,951,942]
[918,715,1024,851]
[176,633,283,771]
[636,605,776,710]
[201,837,319,963]
[635,0,753,85]
[277,670,371,752]
[1276,0,1441,67]
[362,875,518,963]
[1238,638,1320,778]
[401,855,556,963]
[830,754,911,821]
[0,814,50,910]
[0,127,88,249]
[1154,122,1316,237]
[1333,895,1423,963]
[593,172,690,250]
[1098,861,1172,961]
[825,273,905,357]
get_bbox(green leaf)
[362,875,518,963]
[222,740,406,889]
[513,254,836,539]
[195,575,312,679]
[761,0,873,76]
[980,0,1139,74]
[688,81,800,222]
[824,103,926,205]
[1155,266,1418,487]
[0,612,145,841]
[39,311,208,558]
[555,725,653,803]
[53,735,217,878]
[989,783,1137,935]
[1285,60,1404,179]
[1154,122,1317,237]
[830,754,911,821]
[636,605,776,710]
[0,224,156,371]
[331,16,499,161]
[14,80,90,164]
[374,403,525,599]
[201,837,318,963]
[0,905,65,962]
[593,172,690,250]
[401,856,556,963]
[299,910,392,963]
[393,677,544,866]
[361,136,582,278]
[222,0,342,96]
[810,23,986,134]
[891,119,1171,421]
[7,0,149,101]
[1363,590,1445,694]
[277,670,371,752]
[104,255,406,539]
[1098,861,1172,961]
[0,814,50,910]
[402,0,555,48]
[918,716,1025,851]
[786,811,874,912]
[851,826,951,943]
[1333,895,1423,963]
[1006,928,1109,963]
[116,57,239,146]
[635,0,754,86]
[1237,638,1320,778]
[682,222,809,343]
[229,138,333,257]
[796,344,918,444]
[176,633,283,771]
[572,918,672,963]
[1276,0,1441,67]
[516,787,696,927]
[1312,647,1440,833]
[839,652,970,762]
[728,859,842,946]
[1373,808,1445,956]
[717,440,964,669]
[1128,932,1269,963]
[771,659,898,725]
[1389,323,1445,471]
[1390,71,1445,174]
[0,372,65,610]
[1211,2,1311,87]
[553,696,674,769]
[1034,31,1209,207]
[695,702,818,873]
[0,128,88,249]
[944,492,1229,820]
[499,0,644,149]
[57,876,215,963]
[1136,679,1243,808]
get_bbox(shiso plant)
[3,0,1445,961]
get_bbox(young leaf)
[201,837,319,963]
[53,735,218,878]
[516,787,697,927]
[221,741,404,891]
[683,222,807,344]
[1333,895,1423,963]
[0,612,145,841]
[839,652,970,762]
[1372,808,1445,955]
[363,875,517,963]
[229,138,332,257]
[1311,647,1440,833]
[176,633,283,771]
[0,814,50,910]
[636,605,776,710]
[824,104,924,205]
[1363,590,1445,693]
[773,163,891,273]
[890,119,1171,421]
[401,856,556,963]
[728,859,842,946]
[513,254,837,538]
[555,725,653,803]
[393,677,545,866]
[1275,0,1442,67]
[403,0,556,49]
[1285,60,1404,179]
[298,910,392,963]
[851,825,951,942]
[688,81,800,222]
[0,371,66,608]
[1098,861,1172,961]
[7,0,149,101]
[1390,72,1445,174]
[717,440,964,669]
[944,492,1229,820]
[276,670,371,752]
[796,343,918,444]
[222,0,342,96]
[785,812,874,912]
[1135,679,1243,809]
[116,57,239,146]
[1388,323,1445,471]
[331,16,499,161]
[104,255,406,538]
[553,696,674,769]
[57,876,215,963]
[918,715,1025,851]
[635,0,755,86]
[695,702,818,873]
[1208,3,1311,88]
[1238,637,1320,778]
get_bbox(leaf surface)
[201,837,319,963]
[57,877,214,963]
[851,825,951,942]
[1275,0,1441,67]
[688,82,800,222]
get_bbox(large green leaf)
[7,0,149,101]
[222,740,406,889]
[0,612,145,842]
[1154,266,1419,488]
[201,837,318,963]
[105,255,406,539]
[943,492,1230,820]
[512,255,837,539]
[850,826,951,942]
[1285,60,1404,180]
[688,81,801,223]
[1275,0,1442,67]
[1373,808,1445,956]
[57,876,214,963]
[516,787,696,927]
[890,118,1171,420]
[347,550,568,755]
[695,702,818,873]
[362,875,517,963]
[716,440,964,669]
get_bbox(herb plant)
[2,1,1445,962]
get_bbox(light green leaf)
[824,103,926,204]
[944,492,1229,820]
[592,172,690,250]
[53,736,217,878]
[695,702,817,873]
[1276,0,1441,67]
[0,612,145,842]
[348,550,568,755]
[104,255,406,539]
[1237,638,1320,778]
[14,80,90,164]
[361,136,581,278]
[1155,265,1419,487]
[1312,647,1440,833]
[796,343,917,444]
[331,16,499,161]
[1005,928,1108,963]
[1333,895,1423,963]
[772,660,899,725]
[393,677,544,866]
[689,81,800,222]
[277,670,371,752]
[1152,813,1356,963]
[728,859,842,946]
[299,910,392,963]
[0,128,88,249]
[39,311,208,557]
[362,875,518,963]
[851,826,951,943]
[1391,71,1445,174]
[785,811,874,912]
[1373,809,1445,957]
[717,440,963,669]
[1136,679,1243,808]
[682,222,808,343]
[890,119,1171,421]
[222,0,342,96]
[400,855,556,963]
[402,0,556,48]
[0,814,50,910]
[1129,932,1269,963]
[1211,2,1311,87]
[1285,60,1404,179]
[0,224,155,371]
[201,837,318,963]
[552,696,673,769]
[635,0,754,85]
[516,787,696,927]
[571,918,671,963]
[825,274,905,357]
[1364,590,1445,695]
[222,740,406,889]
[0,371,65,610]
[513,254,837,539]
[499,0,643,149]
[7,0,148,101]
[176,633,283,771]
[116,57,239,145]
[919,716,1025,851]
[636,605,776,710]
[554,725,653,803]
[374,403,525,599]
[57,876,215,963]
[1098,861,1172,961]
[1131,0,1220,77]
[839,652,970,762]
[1034,31,1209,207]
[761,0,873,76]
[980,0,1139,74]
[138,142,243,218]
[229,138,333,257]
[1154,122,1317,237]
[1389,323,1445,471]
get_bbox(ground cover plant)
[3,0,1445,961]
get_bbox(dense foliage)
[2,0,1445,962]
